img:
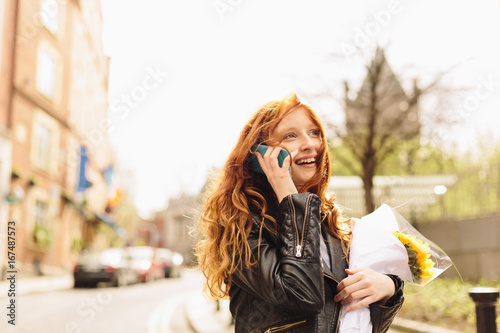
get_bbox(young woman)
[196,93,404,332]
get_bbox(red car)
[155,248,184,278]
[125,246,164,283]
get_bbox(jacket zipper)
[334,305,343,333]
[264,319,307,333]
[324,273,338,285]
[324,274,342,333]
[289,194,312,258]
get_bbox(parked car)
[73,248,139,288]
[125,246,164,283]
[155,248,184,278]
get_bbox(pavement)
[389,318,463,333]
[0,274,463,333]
[0,272,74,297]
[184,293,233,333]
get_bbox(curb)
[392,317,462,333]
[184,293,233,333]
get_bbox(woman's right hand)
[255,146,299,203]
[334,268,396,311]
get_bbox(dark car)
[73,248,139,288]
[125,246,164,283]
[155,248,184,278]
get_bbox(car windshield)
[156,249,172,260]
[127,247,154,260]
[78,248,123,267]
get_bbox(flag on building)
[103,165,123,209]
[76,146,92,192]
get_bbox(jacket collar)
[321,225,348,283]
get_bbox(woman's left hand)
[333,268,395,311]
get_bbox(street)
[2,269,205,333]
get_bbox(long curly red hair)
[196,93,350,298]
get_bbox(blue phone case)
[251,144,289,174]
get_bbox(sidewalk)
[391,317,462,333]
[184,292,233,333]
[0,273,73,298]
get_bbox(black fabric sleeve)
[369,274,405,333]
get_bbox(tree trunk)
[362,161,376,214]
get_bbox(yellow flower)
[393,231,435,285]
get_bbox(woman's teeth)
[296,158,315,165]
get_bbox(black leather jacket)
[229,193,404,333]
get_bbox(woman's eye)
[310,129,320,136]
[284,133,296,139]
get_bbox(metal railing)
[330,163,500,223]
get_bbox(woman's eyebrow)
[275,126,297,136]
[277,124,318,134]
[279,126,297,132]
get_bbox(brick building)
[0,0,116,278]
[0,0,15,280]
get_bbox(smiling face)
[272,106,323,188]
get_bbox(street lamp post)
[469,287,499,333]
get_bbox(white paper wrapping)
[338,204,412,333]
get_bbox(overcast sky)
[99,0,500,217]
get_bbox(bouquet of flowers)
[392,231,435,285]
[339,204,452,333]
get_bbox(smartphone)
[251,144,289,174]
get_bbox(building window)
[32,111,59,175]
[36,48,57,99]
[34,199,49,227]
[40,0,60,34]
[32,197,51,249]
[34,123,52,171]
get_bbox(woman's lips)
[295,162,316,168]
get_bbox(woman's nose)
[300,135,315,151]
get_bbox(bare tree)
[342,48,418,213]
[295,45,468,214]
[337,47,465,213]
